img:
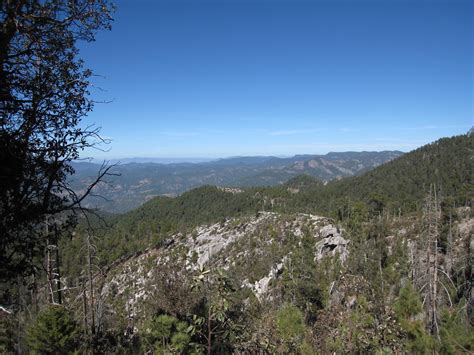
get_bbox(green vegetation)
[276,303,306,352]
[5,134,474,353]
[2,0,472,353]
[27,305,80,354]
[72,151,403,213]
[394,284,435,353]
[270,134,474,216]
[62,185,260,277]
[141,314,193,354]
[64,134,472,277]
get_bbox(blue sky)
[80,0,472,159]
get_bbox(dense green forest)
[270,134,473,215]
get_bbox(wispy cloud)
[400,125,469,131]
[267,128,323,136]
[159,131,200,137]
[262,140,425,153]
[338,127,360,133]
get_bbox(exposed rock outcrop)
[242,256,287,301]
[315,225,349,263]
[99,212,351,318]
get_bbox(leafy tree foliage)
[439,307,474,354]
[189,267,242,355]
[0,0,114,281]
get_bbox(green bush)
[393,283,422,319]
[439,307,474,354]
[276,303,306,352]
[27,305,79,354]
[142,314,191,354]
[394,284,435,354]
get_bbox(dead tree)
[415,184,456,338]
[86,232,96,337]
[425,184,440,337]
[44,218,65,305]
[82,231,108,340]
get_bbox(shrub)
[394,284,435,354]
[142,314,191,354]
[27,305,79,354]
[276,303,306,352]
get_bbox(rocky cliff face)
[99,212,350,319]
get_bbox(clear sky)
[80,0,473,159]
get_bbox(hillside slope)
[271,134,473,215]
[74,207,473,353]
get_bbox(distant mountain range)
[71,150,403,213]
[104,157,215,164]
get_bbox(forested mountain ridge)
[267,133,473,216]
[55,134,473,353]
[4,1,471,353]
[71,150,403,213]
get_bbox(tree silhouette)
[0,0,114,282]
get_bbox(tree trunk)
[45,220,55,304]
[87,233,96,336]
[82,281,89,336]
[55,243,62,305]
[207,306,212,355]
[425,184,440,338]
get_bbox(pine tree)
[27,305,79,354]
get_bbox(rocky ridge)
[100,212,350,317]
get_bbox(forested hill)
[269,133,473,216]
